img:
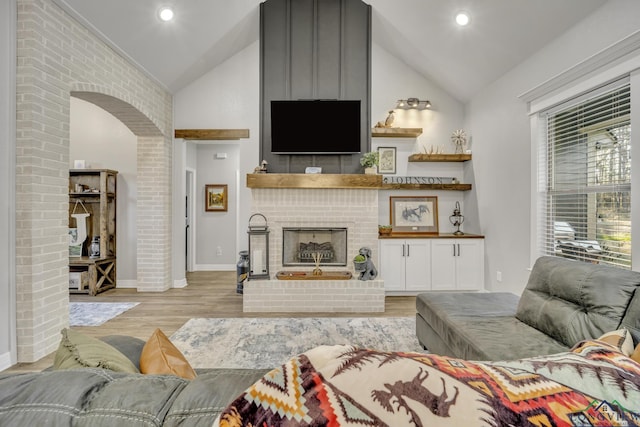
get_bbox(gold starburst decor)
[451,129,467,154]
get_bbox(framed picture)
[390,196,439,234]
[205,184,228,212]
[378,147,396,174]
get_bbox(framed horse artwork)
[389,196,438,235]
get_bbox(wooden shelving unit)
[408,153,472,162]
[371,127,422,138]
[69,169,117,295]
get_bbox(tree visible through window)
[541,83,631,268]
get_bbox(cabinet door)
[430,240,457,290]
[404,240,431,291]
[379,240,406,291]
[456,239,485,290]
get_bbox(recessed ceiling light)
[455,12,470,26]
[158,7,174,22]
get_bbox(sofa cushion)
[516,256,640,348]
[0,368,271,426]
[140,328,197,380]
[53,328,139,373]
[416,292,568,360]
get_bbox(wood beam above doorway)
[174,129,249,140]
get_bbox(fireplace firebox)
[282,227,347,267]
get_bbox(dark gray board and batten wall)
[260,0,372,174]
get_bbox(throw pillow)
[632,343,640,364]
[140,328,197,379]
[596,328,634,356]
[53,328,139,373]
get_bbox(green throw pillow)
[53,328,139,373]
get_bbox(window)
[539,81,631,268]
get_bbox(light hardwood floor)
[5,271,416,373]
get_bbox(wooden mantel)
[246,173,382,189]
[174,129,249,140]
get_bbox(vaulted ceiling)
[53,0,607,102]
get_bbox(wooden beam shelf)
[380,183,471,191]
[174,129,249,140]
[408,153,472,162]
[371,127,422,138]
[247,173,382,189]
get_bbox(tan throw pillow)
[140,328,197,379]
[597,329,634,356]
[632,343,640,363]
[53,328,139,373]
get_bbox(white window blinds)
[539,80,631,269]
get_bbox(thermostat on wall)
[305,167,322,174]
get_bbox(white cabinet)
[431,239,484,290]
[379,239,431,292]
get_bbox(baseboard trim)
[117,279,137,289]
[0,351,13,371]
[173,278,188,288]
[195,264,235,271]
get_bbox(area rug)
[170,317,424,369]
[69,302,139,326]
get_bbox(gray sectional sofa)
[416,256,640,360]
[0,335,270,426]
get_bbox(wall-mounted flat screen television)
[270,99,361,154]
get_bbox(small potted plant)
[353,254,367,272]
[360,151,379,174]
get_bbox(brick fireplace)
[243,183,385,312]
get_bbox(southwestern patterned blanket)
[216,340,640,426]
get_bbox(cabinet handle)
[407,244,410,257]
[457,244,460,257]
[453,244,456,257]
[402,244,405,257]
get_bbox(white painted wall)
[174,42,260,270]
[195,144,241,269]
[69,97,138,286]
[371,44,471,234]
[466,0,640,294]
[0,0,16,371]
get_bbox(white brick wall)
[246,188,384,312]
[243,279,385,312]
[15,0,173,362]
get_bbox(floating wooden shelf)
[378,233,485,239]
[247,173,382,189]
[174,129,249,140]
[380,183,472,191]
[408,153,472,162]
[371,127,423,138]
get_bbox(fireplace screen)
[282,227,347,267]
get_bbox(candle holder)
[449,201,465,235]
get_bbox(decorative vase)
[236,250,249,294]
[364,166,377,175]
